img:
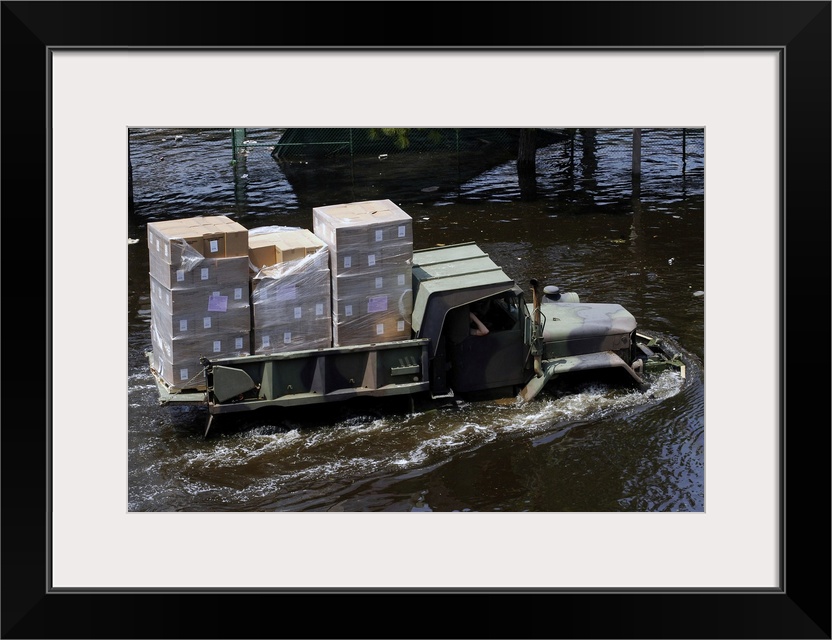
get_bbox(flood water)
[127,127,704,512]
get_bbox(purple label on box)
[368,295,388,313]
[208,295,228,312]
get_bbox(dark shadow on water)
[272,127,569,208]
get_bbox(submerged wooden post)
[632,128,642,176]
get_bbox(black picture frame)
[3,2,829,638]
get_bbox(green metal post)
[232,128,246,163]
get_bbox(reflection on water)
[129,127,703,220]
[128,127,704,512]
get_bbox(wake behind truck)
[145,200,685,438]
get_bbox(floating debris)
[693,290,705,297]
[128,238,139,245]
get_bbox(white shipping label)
[262,335,271,348]
[294,307,302,319]
[156,239,161,252]
[375,277,383,289]
[376,323,384,335]
[176,270,185,282]
[345,304,353,317]
[397,274,405,286]
[213,340,222,353]
[343,256,352,268]
[397,320,405,331]
[368,295,388,313]
[398,225,406,238]
[234,287,243,300]
[283,332,292,344]
[375,229,383,242]
[368,254,376,267]
[203,317,212,329]
[179,368,189,381]
[315,303,324,316]
[200,268,209,280]
[179,319,188,332]
[235,337,244,350]
[165,292,170,306]
[209,239,219,253]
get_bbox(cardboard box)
[252,316,332,355]
[332,308,412,346]
[151,328,251,391]
[332,268,411,301]
[148,220,206,264]
[253,295,331,325]
[149,275,250,318]
[147,215,249,264]
[312,200,413,252]
[248,228,327,270]
[149,255,250,290]
[212,218,249,257]
[330,280,413,347]
[152,303,250,338]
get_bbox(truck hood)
[536,302,637,358]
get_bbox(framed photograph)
[5,2,829,638]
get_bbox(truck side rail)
[203,338,432,415]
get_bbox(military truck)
[147,241,685,438]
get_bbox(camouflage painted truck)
[147,239,685,438]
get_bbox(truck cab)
[411,243,530,398]
[412,242,646,401]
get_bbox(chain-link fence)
[551,128,705,203]
[267,127,555,159]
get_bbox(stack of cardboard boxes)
[148,201,417,391]
[248,227,333,354]
[312,200,413,346]
[147,216,251,391]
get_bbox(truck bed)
[150,337,432,415]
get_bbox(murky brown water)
[127,127,704,512]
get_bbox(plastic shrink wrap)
[147,216,251,391]
[312,200,414,346]
[249,226,332,355]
